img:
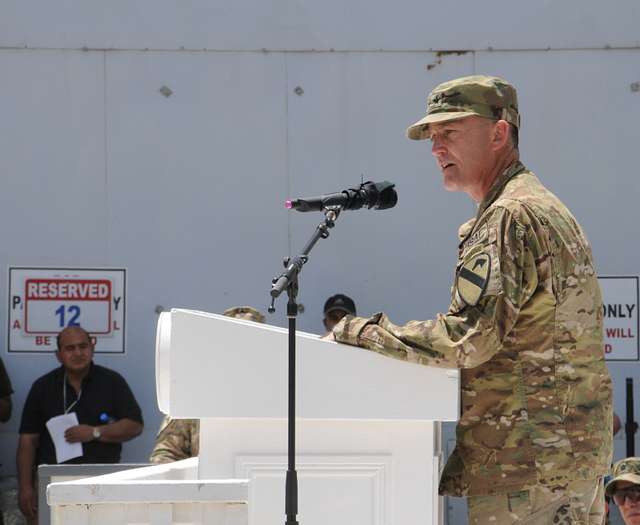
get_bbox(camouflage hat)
[407,75,520,141]
[605,457,640,496]
[223,306,265,323]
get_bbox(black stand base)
[285,469,299,525]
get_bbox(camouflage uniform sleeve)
[333,205,538,369]
[149,417,194,464]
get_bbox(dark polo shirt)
[19,363,143,465]
[0,357,12,398]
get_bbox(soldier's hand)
[65,424,94,443]
[321,332,336,341]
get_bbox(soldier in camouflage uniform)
[331,76,612,524]
[149,306,265,463]
[149,417,199,464]
[605,458,640,525]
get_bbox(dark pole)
[285,306,298,524]
[269,208,340,525]
[626,378,637,457]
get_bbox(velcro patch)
[457,252,491,306]
[463,225,488,250]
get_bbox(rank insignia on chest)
[457,253,491,306]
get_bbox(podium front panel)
[156,308,459,421]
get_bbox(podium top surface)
[156,308,459,421]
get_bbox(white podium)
[156,308,459,525]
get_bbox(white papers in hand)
[46,413,83,463]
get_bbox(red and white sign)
[8,267,126,353]
[599,276,638,361]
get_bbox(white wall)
[1,0,638,51]
[1,1,639,503]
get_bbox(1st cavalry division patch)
[457,253,491,306]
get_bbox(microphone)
[286,181,397,212]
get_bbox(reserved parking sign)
[8,267,126,353]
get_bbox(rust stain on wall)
[426,50,470,71]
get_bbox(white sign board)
[8,267,126,353]
[599,276,639,361]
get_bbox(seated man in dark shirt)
[0,356,12,423]
[0,356,13,525]
[17,326,143,523]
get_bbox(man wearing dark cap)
[323,294,356,334]
[605,458,640,524]
[329,76,612,523]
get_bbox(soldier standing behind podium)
[330,76,612,524]
[17,326,143,523]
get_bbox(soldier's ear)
[491,120,510,151]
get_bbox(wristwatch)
[92,427,102,440]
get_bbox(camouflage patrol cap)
[223,306,265,323]
[407,75,520,141]
[605,457,640,496]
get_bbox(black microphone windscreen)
[376,186,398,210]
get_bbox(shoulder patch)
[457,252,491,306]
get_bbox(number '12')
[55,305,81,327]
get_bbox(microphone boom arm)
[269,207,341,304]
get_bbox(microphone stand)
[269,206,341,525]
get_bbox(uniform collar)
[458,160,526,249]
[475,160,526,221]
